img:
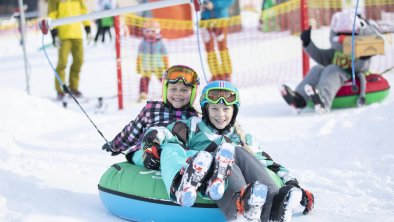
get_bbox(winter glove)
[50,29,59,47]
[84,26,91,35]
[142,142,161,170]
[285,179,300,188]
[285,179,314,215]
[300,26,312,47]
[300,188,314,215]
[102,141,122,156]
[85,26,92,44]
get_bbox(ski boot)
[304,84,327,114]
[270,185,303,222]
[171,151,213,207]
[280,85,306,112]
[204,142,235,200]
[70,89,83,98]
[236,181,268,221]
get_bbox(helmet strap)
[162,79,197,108]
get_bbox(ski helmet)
[200,81,240,129]
[162,65,200,107]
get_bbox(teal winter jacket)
[135,117,295,195]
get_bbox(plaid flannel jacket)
[112,101,197,152]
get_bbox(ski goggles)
[164,66,200,86]
[205,88,239,106]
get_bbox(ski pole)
[380,66,394,75]
[41,35,111,147]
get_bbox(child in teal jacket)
[137,81,314,221]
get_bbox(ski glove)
[300,26,312,47]
[143,142,161,170]
[84,26,91,35]
[285,179,314,215]
[300,189,314,215]
[102,141,122,156]
[285,179,299,187]
[50,29,58,47]
[85,26,92,43]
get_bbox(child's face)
[143,28,159,38]
[207,103,233,130]
[167,81,192,108]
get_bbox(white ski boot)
[173,151,213,207]
[237,181,268,221]
[205,142,236,200]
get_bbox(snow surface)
[1,22,394,222]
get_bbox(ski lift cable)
[351,0,360,91]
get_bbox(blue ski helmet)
[200,81,240,129]
[162,65,200,107]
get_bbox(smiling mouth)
[214,119,226,124]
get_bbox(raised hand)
[300,26,312,47]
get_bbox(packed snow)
[1,17,394,222]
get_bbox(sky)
[1,10,394,222]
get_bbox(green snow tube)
[98,162,283,222]
[308,74,390,108]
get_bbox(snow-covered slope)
[1,26,393,222]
